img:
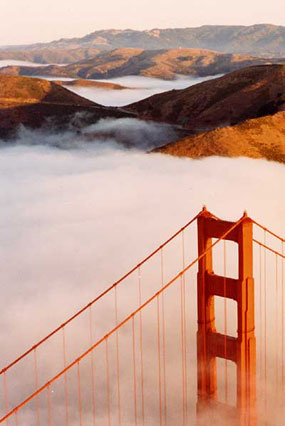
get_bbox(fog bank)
[64,75,217,106]
[0,140,283,358]
[0,131,284,424]
[4,117,180,151]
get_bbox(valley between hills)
[0,76,133,139]
[0,36,284,164]
[0,48,284,80]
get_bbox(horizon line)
[1,22,284,49]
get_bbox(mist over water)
[0,59,218,106]
[63,75,217,106]
[0,137,284,424]
[0,139,283,351]
[4,118,180,151]
[0,138,284,424]
[0,70,284,424]
[0,59,42,68]
[10,73,214,106]
[0,60,68,68]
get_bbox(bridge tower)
[196,207,256,425]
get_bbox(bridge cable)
[62,327,69,426]
[223,240,228,404]
[114,286,122,426]
[89,306,96,426]
[160,248,168,426]
[138,267,145,426]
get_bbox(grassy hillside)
[1,48,283,80]
[154,112,285,163]
[127,65,285,130]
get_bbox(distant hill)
[0,48,101,64]
[154,112,285,164]
[0,48,283,80]
[1,25,285,60]
[126,65,285,131]
[54,79,129,90]
[0,75,132,139]
[0,75,96,107]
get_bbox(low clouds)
[63,75,216,107]
[0,72,284,424]
[0,138,284,424]
[3,117,180,151]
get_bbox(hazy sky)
[1,0,284,45]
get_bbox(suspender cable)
[105,339,111,426]
[46,386,52,426]
[259,243,262,380]
[281,241,285,395]
[264,231,267,396]
[0,214,202,381]
[132,316,138,426]
[33,349,41,426]
[89,306,96,426]
[62,328,69,426]
[156,295,163,426]
[77,362,82,426]
[180,275,186,426]
[138,267,145,426]
[0,215,252,425]
[275,254,278,393]
[223,240,228,403]
[160,249,167,426]
[3,372,9,426]
[182,230,188,424]
[114,286,122,426]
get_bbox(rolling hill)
[0,48,283,80]
[53,79,129,90]
[0,48,101,65]
[0,75,132,139]
[0,75,96,107]
[154,112,285,164]
[1,68,284,165]
[126,65,285,131]
[1,24,285,60]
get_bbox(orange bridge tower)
[196,207,256,425]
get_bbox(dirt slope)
[0,48,283,80]
[154,112,285,164]
[0,75,132,139]
[0,75,97,107]
[126,65,285,131]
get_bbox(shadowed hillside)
[126,65,285,131]
[0,48,283,80]
[0,76,132,139]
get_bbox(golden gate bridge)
[0,207,284,425]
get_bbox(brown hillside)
[0,75,97,107]
[1,25,285,58]
[0,75,132,139]
[0,48,283,80]
[53,79,128,90]
[0,48,101,64]
[126,65,285,131]
[154,112,285,164]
